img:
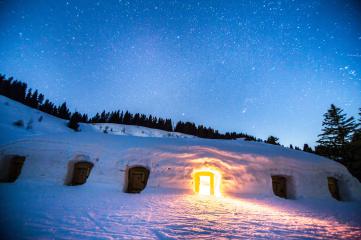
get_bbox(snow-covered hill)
[1,95,361,239]
[0,95,193,144]
[84,123,194,139]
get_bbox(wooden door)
[127,167,150,193]
[272,176,287,198]
[71,162,93,185]
[327,177,340,200]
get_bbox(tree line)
[0,74,261,140]
[1,74,360,182]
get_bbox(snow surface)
[1,183,361,239]
[1,95,361,239]
[85,123,194,139]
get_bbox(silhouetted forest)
[0,74,259,140]
[1,74,360,181]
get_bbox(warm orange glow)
[193,168,222,197]
[183,194,358,239]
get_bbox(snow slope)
[0,95,193,144]
[1,95,361,239]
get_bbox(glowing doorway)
[193,169,221,197]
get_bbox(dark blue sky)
[1,0,360,147]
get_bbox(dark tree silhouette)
[68,112,82,131]
[303,143,313,153]
[57,102,71,120]
[316,104,356,160]
[342,107,361,182]
[265,136,280,145]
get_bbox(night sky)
[1,0,360,147]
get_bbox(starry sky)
[0,0,360,147]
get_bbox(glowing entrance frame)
[193,168,222,197]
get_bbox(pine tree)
[68,112,81,131]
[353,108,361,142]
[38,93,44,106]
[303,143,313,153]
[58,102,71,120]
[0,74,5,95]
[343,108,361,182]
[119,111,124,124]
[25,88,32,105]
[316,104,356,160]
[133,113,140,125]
[265,136,280,145]
[123,111,131,124]
[40,99,56,115]
[165,119,173,132]
[30,89,39,108]
[81,113,89,123]
[91,113,101,123]
[100,110,108,122]
[109,111,120,123]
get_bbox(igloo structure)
[1,133,360,202]
[0,95,360,201]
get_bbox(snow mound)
[1,95,360,200]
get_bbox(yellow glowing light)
[193,168,222,197]
[199,176,211,195]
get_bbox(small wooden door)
[126,167,150,193]
[7,156,26,182]
[272,176,287,198]
[71,161,93,185]
[328,177,340,200]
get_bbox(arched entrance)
[271,175,287,199]
[125,166,150,193]
[0,155,26,183]
[194,171,215,195]
[327,177,340,200]
[69,161,94,186]
[193,169,221,196]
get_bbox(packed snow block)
[0,155,26,183]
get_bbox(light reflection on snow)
[179,195,361,239]
[1,185,361,239]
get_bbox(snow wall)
[1,133,360,201]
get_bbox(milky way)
[0,0,360,147]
